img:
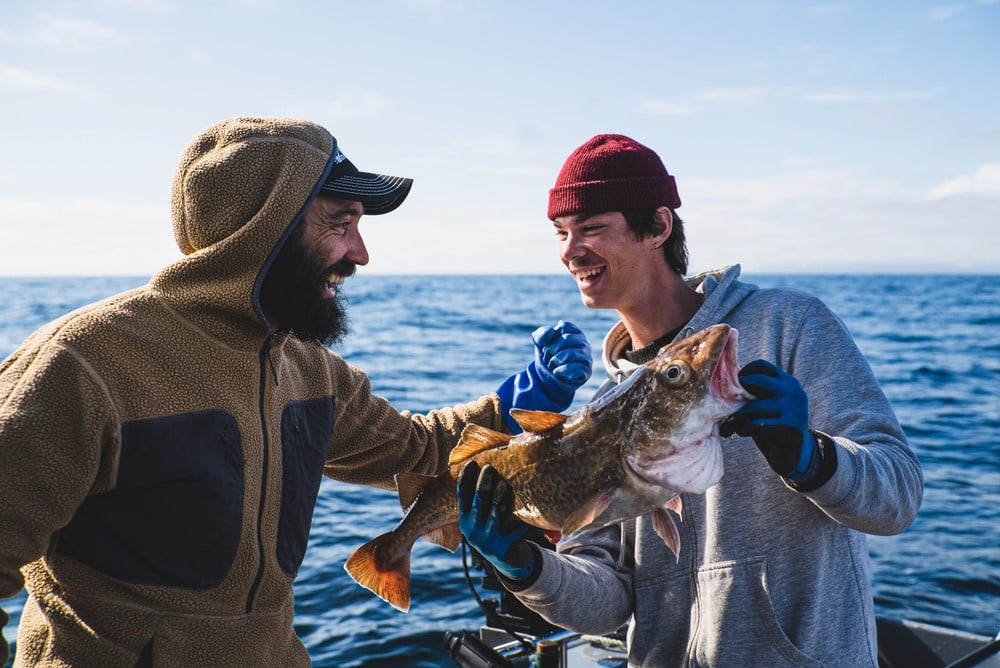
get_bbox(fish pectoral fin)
[422,523,462,552]
[394,472,436,511]
[561,488,616,536]
[666,494,683,521]
[448,424,513,465]
[509,409,568,433]
[653,508,681,563]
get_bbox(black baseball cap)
[318,142,413,215]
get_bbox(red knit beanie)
[547,134,681,220]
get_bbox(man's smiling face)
[260,196,369,346]
[554,211,663,314]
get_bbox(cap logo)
[332,147,347,164]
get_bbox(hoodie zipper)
[246,336,274,613]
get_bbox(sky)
[1,0,998,277]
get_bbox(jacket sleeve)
[321,355,507,489]
[784,298,923,535]
[508,523,634,636]
[0,340,117,645]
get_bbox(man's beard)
[260,233,353,347]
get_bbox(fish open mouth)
[711,328,752,408]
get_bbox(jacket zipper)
[245,338,273,613]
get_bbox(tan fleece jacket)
[0,117,506,667]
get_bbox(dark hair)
[623,209,689,275]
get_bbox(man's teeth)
[575,267,603,280]
[326,273,344,287]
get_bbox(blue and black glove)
[496,320,592,433]
[457,461,537,581]
[720,359,820,483]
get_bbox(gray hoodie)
[510,265,923,667]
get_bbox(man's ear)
[651,207,673,248]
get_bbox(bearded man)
[0,117,593,666]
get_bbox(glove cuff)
[787,430,839,492]
[497,542,543,589]
[786,431,818,480]
[495,558,536,581]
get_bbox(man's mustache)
[325,259,357,280]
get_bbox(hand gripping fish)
[345,324,751,612]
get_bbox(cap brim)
[319,172,413,215]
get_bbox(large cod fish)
[345,323,750,612]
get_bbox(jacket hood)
[150,117,335,349]
[601,264,755,383]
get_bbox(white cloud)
[0,65,83,94]
[804,4,849,17]
[225,0,280,9]
[0,196,162,222]
[445,134,535,158]
[36,16,118,47]
[0,196,178,276]
[639,87,766,117]
[648,85,932,114]
[700,87,767,106]
[470,166,547,177]
[805,88,934,104]
[0,15,119,48]
[321,89,396,121]
[929,164,1000,199]
[99,0,173,10]
[677,167,998,274]
[928,5,964,21]
[637,100,697,116]
[402,0,486,13]
[683,168,909,213]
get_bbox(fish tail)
[344,533,412,613]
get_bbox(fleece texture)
[0,117,506,667]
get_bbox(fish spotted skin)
[345,324,750,612]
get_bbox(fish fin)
[666,494,683,520]
[344,533,412,613]
[422,522,462,552]
[394,472,436,511]
[448,424,512,465]
[542,530,562,546]
[653,508,681,563]
[509,409,568,433]
[561,488,616,535]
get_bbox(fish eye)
[663,362,691,386]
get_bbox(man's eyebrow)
[326,204,364,218]
[553,214,596,228]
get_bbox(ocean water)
[0,273,997,666]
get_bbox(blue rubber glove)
[457,461,536,580]
[496,320,592,433]
[720,359,818,481]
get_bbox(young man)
[0,117,592,666]
[458,134,923,666]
